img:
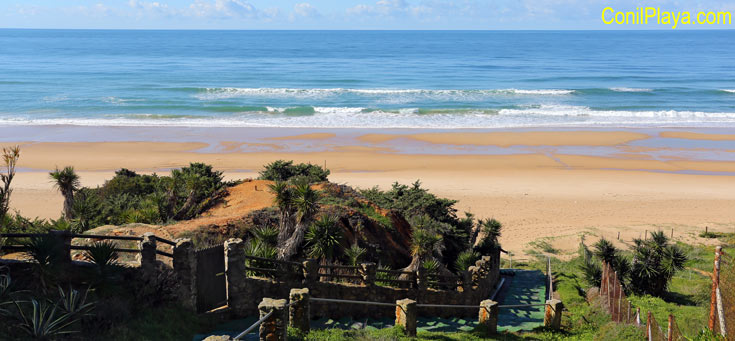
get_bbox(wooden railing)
[0,231,175,259]
[243,255,303,280]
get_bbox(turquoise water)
[1,30,734,129]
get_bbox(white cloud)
[129,0,177,17]
[292,3,320,18]
[189,0,256,18]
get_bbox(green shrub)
[258,160,329,183]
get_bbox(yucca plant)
[12,298,79,338]
[304,216,342,264]
[454,250,480,272]
[344,244,367,266]
[83,240,119,275]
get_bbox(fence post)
[49,230,72,265]
[138,232,157,268]
[225,238,246,315]
[395,298,417,337]
[302,259,319,284]
[289,288,310,333]
[258,298,287,341]
[667,314,674,341]
[478,299,499,335]
[360,262,376,286]
[709,246,721,330]
[173,238,197,311]
[544,299,563,330]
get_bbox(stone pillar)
[544,299,563,330]
[138,232,157,268]
[478,300,499,335]
[360,262,376,286]
[289,288,310,333]
[258,298,287,341]
[395,298,417,337]
[224,238,246,315]
[416,266,427,291]
[302,259,319,284]
[173,238,196,311]
[48,230,72,265]
[461,270,472,292]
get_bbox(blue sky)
[2,0,734,29]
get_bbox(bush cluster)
[258,160,330,183]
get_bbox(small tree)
[49,167,80,219]
[629,231,686,296]
[0,146,20,219]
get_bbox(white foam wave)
[4,106,735,129]
[610,87,653,93]
[500,89,575,95]
[194,87,575,100]
[721,89,735,93]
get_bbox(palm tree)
[49,166,80,219]
[278,180,319,260]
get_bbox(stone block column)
[224,238,246,315]
[478,299,499,335]
[416,266,427,291]
[395,298,417,337]
[138,232,157,268]
[302,259,319,284]
[49,230,72,265]
[544,299,563,330]
[289,288,310,333]
[258,298,287,341]
[360,262,376,286]
[173,238,196,311]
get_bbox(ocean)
[1,29,734,129]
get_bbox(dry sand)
[5,129,735,257]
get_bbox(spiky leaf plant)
[344,244,367,266]
[454,250,480,272]
[12,298,79,338]
[83,240,119,275]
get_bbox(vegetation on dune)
[258,160,330,183]
[69,163,231,231]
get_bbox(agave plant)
[12,298,79,338]
[250,226,279,246]
[83,240,119,275]
[56,286,94,316]
[0,267,12,316]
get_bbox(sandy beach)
[4,127,735,257]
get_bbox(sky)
[1,0,734,30]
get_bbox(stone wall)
[220,238,501,319]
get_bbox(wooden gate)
[195,244,227,313]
